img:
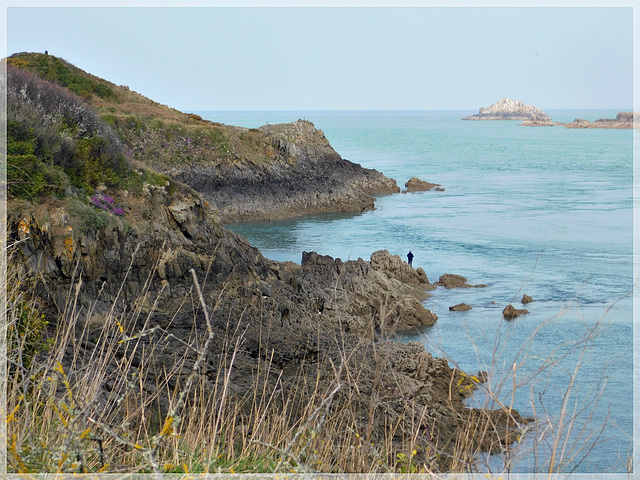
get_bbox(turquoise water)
[198,110,635,474]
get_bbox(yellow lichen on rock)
[63,225,74,258]
[18,218,30,236]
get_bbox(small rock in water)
[449,303,472,311]
[403,176,443,192]
[437,273,487,289]
[522,294,533,304]
[502,304,529,319]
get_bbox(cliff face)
[463,98,552,123]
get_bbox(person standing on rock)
[407,251,414,267]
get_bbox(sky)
[3,1,637,112]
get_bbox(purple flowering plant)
[91,193,124,216]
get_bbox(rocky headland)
[8,53,398,225]
[6,53,530,473]
[170,119,400,223]
[463,97,552,124]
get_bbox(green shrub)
[8,65,131,197]
[7,121,36,155]
[124,115,145,134]
[101,114,118,127]
[70,136,129,191]
[7,155,49,199]
[67,198,110,233]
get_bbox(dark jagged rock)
[522,294,533,304]
[299,250,437,333]
[369,249,434,288]
[463,98,552,123]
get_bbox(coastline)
[7,54,631,473]
[6,56,533,473]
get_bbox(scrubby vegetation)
[8,53,118,101]
[7,52,304,172]
[6,64,175,201]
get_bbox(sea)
[196,110,636,475]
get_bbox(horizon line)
[187,107,635,112]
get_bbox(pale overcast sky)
[3,1,636,111]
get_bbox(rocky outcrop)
[402,177,445,193]
[165,120,400,223]
[463,98,552,123]
[555,112,636,129]
[8,53,400,225]
[522,294,533,304]
[298,250,437,333]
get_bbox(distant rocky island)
[464,98,636,129]
[462,97,552,123]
